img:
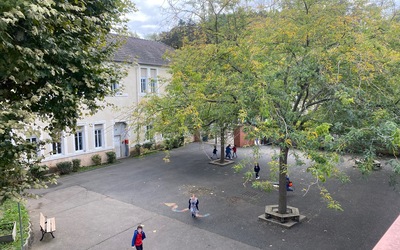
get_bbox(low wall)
[42,150,111,169]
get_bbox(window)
[52,141,62,155]
[140,68,147,93]
[150,69,157,93]
[145,125,153,141]
[111,82,119,91]
[94,125,103,148]
[26,136,40,156]
[26,137,37,143]
[74,128,84,151]
[111,82,124,95]
[140,78,147,93]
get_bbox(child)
[254,163,260,179]
[286,176,294,191]
[212,146,218,159]
[225,144,232,159]
[132,225,146,250]
[232,145,237,158]
[188,194,199,218]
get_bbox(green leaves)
[0,0,134,200]
[140,0,400,211]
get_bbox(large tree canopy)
[0,0,134,201]
[139,0,400,213]
[136,0,253,161]
[235,0,400,212]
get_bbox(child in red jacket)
[132,225,146,250]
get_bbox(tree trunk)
[220,128,225,163]
[278,145,289,214]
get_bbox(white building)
[34,36,172,167]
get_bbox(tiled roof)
[109,34,173,66]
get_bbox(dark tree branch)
[292,90,304,113]
[305,98,333,109]
[301,86,309,112]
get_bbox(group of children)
[225,144,237,159]
[211,144,237,159]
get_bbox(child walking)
[254,163,260,180]
[189,194,199,218]
[232,145,237,158]
[225,144,232,159]
[132,225,146,250]
[212,146,218,159]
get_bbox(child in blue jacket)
[132,225,146,250]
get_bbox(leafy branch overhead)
[0,0,134,202]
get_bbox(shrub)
[134,144,141,156]
[165,139,175,150]
[56,161,72,175]
[72,159,81,172]
[165,136,185,149]
[30,165,48,179]
[143,142,153,150]
[172,138,180,148]
[155,143,165,151]
[106,151,116,164]
[91,154,102,166]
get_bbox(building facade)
[36,36,172,167]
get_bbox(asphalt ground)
[27,143,400,250]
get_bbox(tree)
[0,0,135,202]
[235,0,400,213]
[158,19,201,49]
[136,0,255,162]
[138,0,400,217]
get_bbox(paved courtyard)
[27,143,400,249]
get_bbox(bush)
[143,142,153,150]
[106,151,116,164]
[30,165,48,179]
[91,154,102,166]
[56,161,72,175]
[165,136,185,149]
[72,159,81,172]
[165,139,174,150]
[155,143,165,151]
[134,144,141,156]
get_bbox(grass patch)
[0,200,30,250]
[76,162,118,173]
[132,150,159,158]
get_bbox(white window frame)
[74,128,84,151]
[26,136,41,156]
[145,125,153,141]
[111,82,118,91]
[111,82,124,96]
[140,68,158,95]
[52,141,63,155]
[140,77,147,94]
[94,124,104,148]
[149,68,158,93]
[26,136,37,144]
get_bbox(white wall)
[39,63,171,167]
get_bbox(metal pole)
[18,202,23,250]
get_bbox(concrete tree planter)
[209,159,235,166]
[259,205,306,228]
[0,222,16,242]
